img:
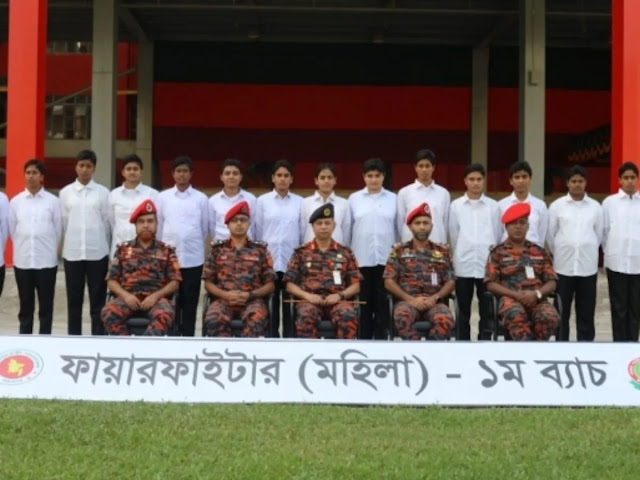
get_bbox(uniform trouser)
[359,265,387,339]
[14,266,57,334]
[63,257,108,335]
[295,302,358,339]
[204,298,268,337]
[556,273,597,341]
[271,272,293,338]
[455,277,488,340]
[393,302,454,340]
[500,297,560,341]
[101,297,175,336]
[0,265,5,299]
[606,268,640,342]
[177,265,203,337]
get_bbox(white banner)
[0,336,639,406]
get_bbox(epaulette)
[432,242,450,251]
[488,243,503,253]
[294,242,310,251]
[253,240,267,247]
[210,240,225,248]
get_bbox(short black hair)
[362,157,386,175]
[24,158,46,174]
[509,160,532,177]
[272,159,294,175]
[415,149,436,165]
[565,165,587,181]
[122,154,143,170]
[464,163,486,177]
[76,149,97,166]
[221,158,242,174]
[172,155,193,172]
[618,161,639,178]
[315,162,336,177]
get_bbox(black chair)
[287,294,362,339]
[387,293,458,340]
[105,292,179,336]
[479,291,563,341]
[201,293,273,337]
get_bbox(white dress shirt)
[397,180,450,244]
[255,190,303,272]
[300,191,351,245]
[349,187,398,267]
[108,183,159,257]
[208,189,257,241]
[59,179,110,261]
[547,193,603,277]
[157,185,209,268]
[449,193,502,279]
[498,192,548,247]
[9,188,62,269]
[602,189,640,274]
[0,192,8,268]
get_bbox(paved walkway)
[0,268,614,340]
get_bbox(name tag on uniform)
[431,272,439,286]
[525,265,535,279]
[333,270,342,285]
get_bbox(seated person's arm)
[486,281,521,300]
[384,278,429,312]
[324,281,360,306]
[538,279,556,299]
[107,279,142,311]
[436,279,455,302]
[286,281,324,305]
[140,280,180,311]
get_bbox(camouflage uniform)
[202,239,277,337]
[102,239,182,335]
[284,240,362,339]
[383,240,455,340]
[484,239,560,340]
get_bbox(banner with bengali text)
[1,336,639,406]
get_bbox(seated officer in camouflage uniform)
[284,203,361,339]
[203,201,276,337]
[384,202,455,340]
[484,202,560,340]
[102,199,182,335]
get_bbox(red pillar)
[5,0,48,266]
[611,0,640,192]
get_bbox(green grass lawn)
[0,400,636,479]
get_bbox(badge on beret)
[146,202,153,213]
[307,262,311,268]
[324,207,331,217]
[432,250,443,259]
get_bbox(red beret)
[129,199,157,223]
[502,202,531,225]
[224,201,250,224]
[406,202,432,225]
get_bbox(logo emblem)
[0,350,43,385]
[629,358,640,391]
[323,207,331,217]
[432,250,443,259]
[145,202,153,212]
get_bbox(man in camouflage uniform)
[384,202,455,340]
[284,203,361,339]
[203,201,276,337]
[102,199,182,335]
[484,202,559,340]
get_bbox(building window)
[47,41,92,54]
[46,95,91,139]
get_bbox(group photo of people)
[0,148,638,343]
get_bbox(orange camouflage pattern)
[202,239,277,337]
[484,239,560,340]
[102,239,182,335]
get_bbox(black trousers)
[455,277,488,340]
[360,265,387,340]
[0,265,5,299]
[177,265,203,336]
[606,268,640,342]
[556,273,597,341]
[271,272,293,338]
[14,266,58,334]
[64,257,109,335]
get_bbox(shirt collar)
[272,189,291,199]
[564,192,589,203]
[617,188,640,200]
[313,191,336,202]
[173,185,193,196]
[363,187,386,196]
[122,182,144,193]
[414,179,435,189]
[509,192,531,203]
[463,193,485,203]
[73,179,95,191]
[221,188,244,200]
[24,187,44,198]
[310,238,338,250]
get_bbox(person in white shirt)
[108,154,158,257]
[449,163,501,340]
[300,163,351,245]
[349,157,397,339]
[8,159,62,334]
[498,161,548,248]
[157,156,209,336]
[0,189,8,299]
[208,159,257,241]
[255,159,303,337]
[59,150,110,335]
[602,161,640,342]
[547,166,603,341]
[397,149,450,244]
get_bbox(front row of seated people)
[102,198,560,340]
